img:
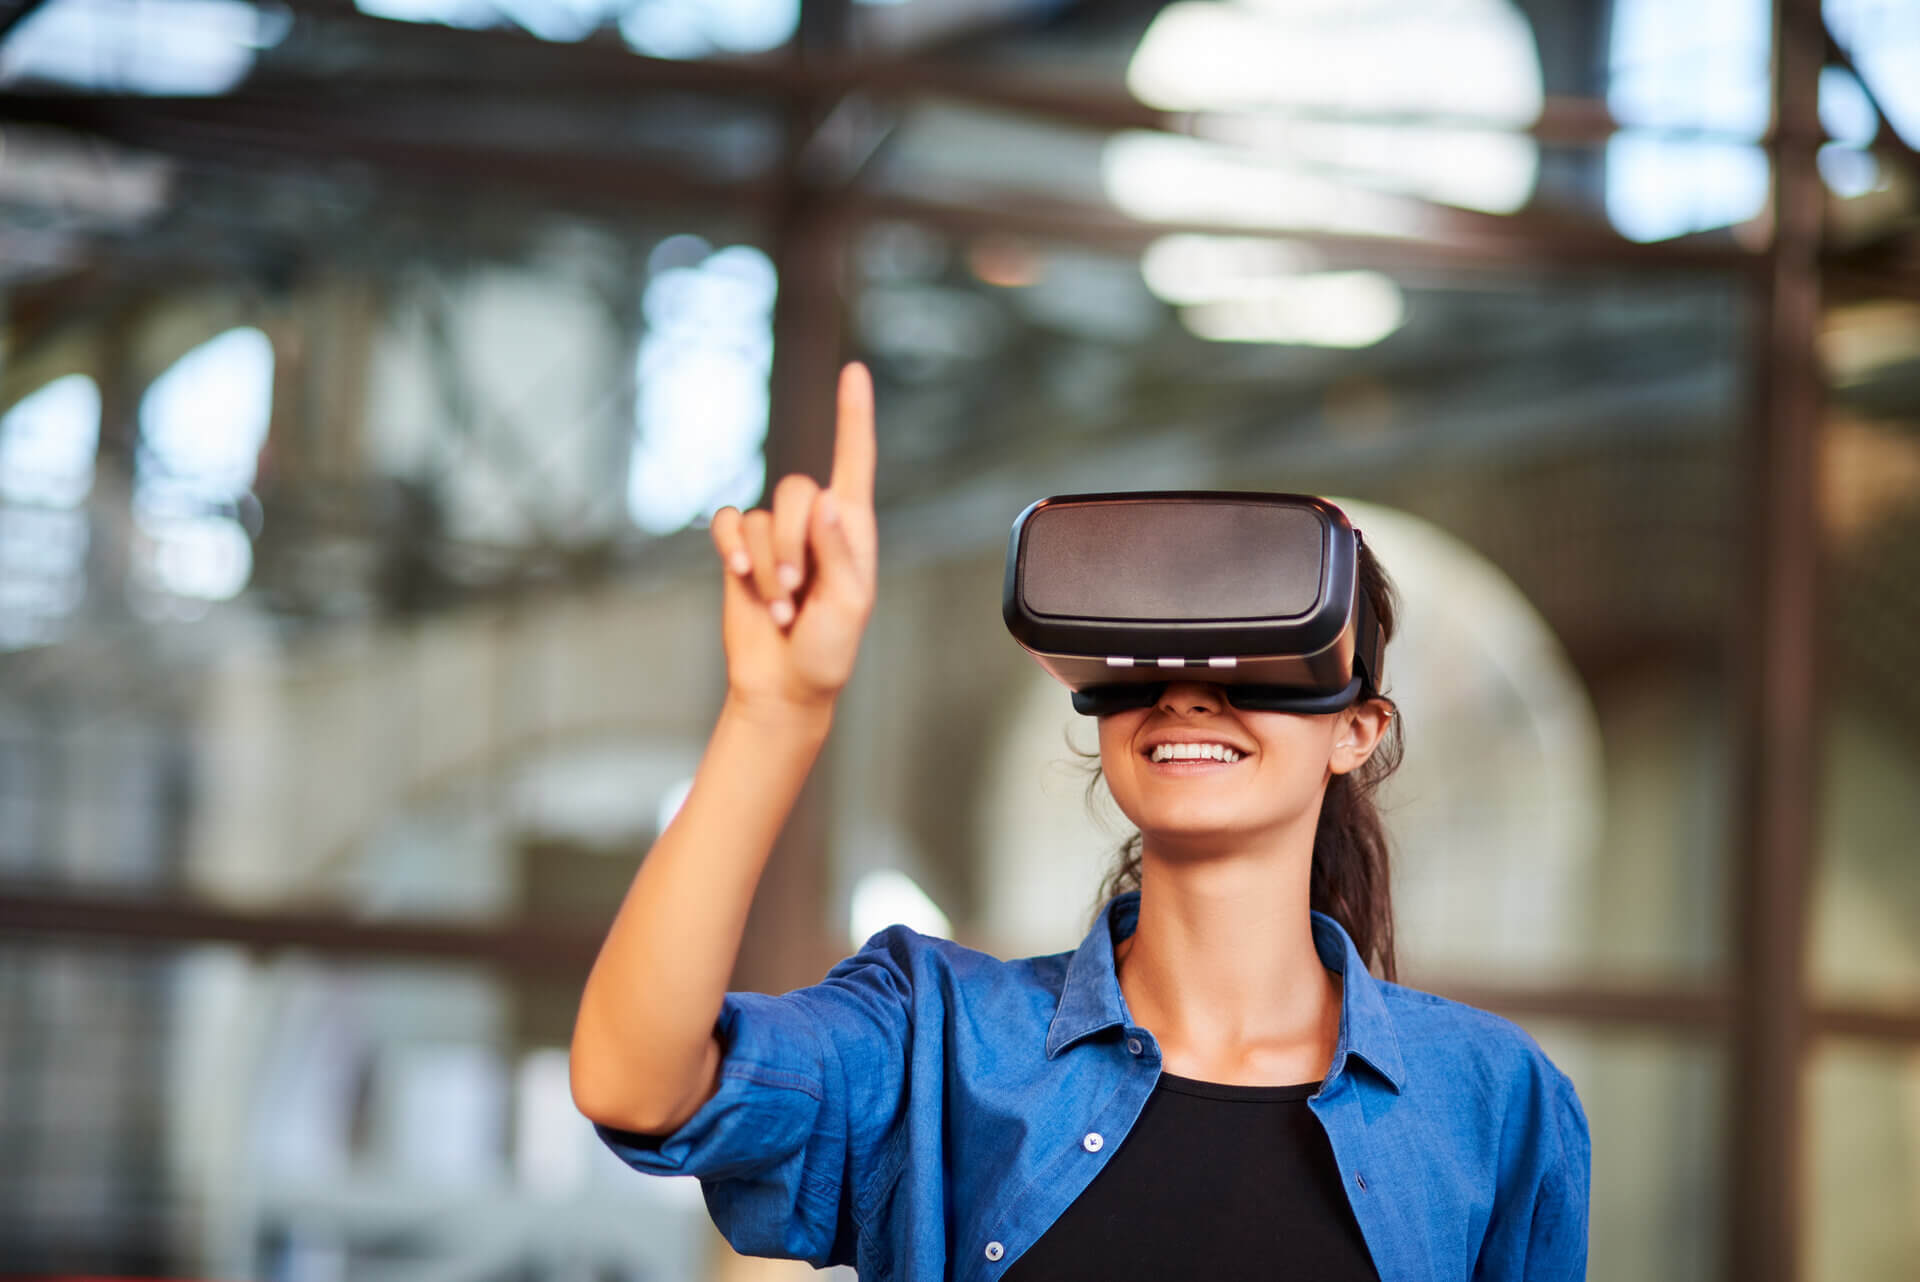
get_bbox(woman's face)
[1096,681,1388,855]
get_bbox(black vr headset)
[1002,491,1385,717]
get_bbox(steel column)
[1726,0,1826,1278]
[727,0,855,995]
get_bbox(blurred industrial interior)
[0,0,1916,1279]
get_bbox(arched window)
[1605,0,1772,243]
[0,373,101,649]
[133,326,275,603]
[0,0,267,95]
[626,239,778,535]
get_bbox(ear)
[1329,697,1394,776]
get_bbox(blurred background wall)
[0,0,1916,1279]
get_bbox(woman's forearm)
[569,692,834,1134]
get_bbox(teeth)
[1150,743,1242,764]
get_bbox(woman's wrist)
[719,687,837,741]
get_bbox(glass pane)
[1529,1021,1724,1282]
[1807,1039,1920,1282]
[1813,300,1920,1005]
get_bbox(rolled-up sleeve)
[594,928,915,1265]
[1475,1068,1592,1282]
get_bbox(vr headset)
[1002,491,1384,717]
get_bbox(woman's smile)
[1141,739,1248,771]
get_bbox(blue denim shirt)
[597,891,1590,1281]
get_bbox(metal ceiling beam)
[0,92,784,211]
[0,91,1771,279]
[253,7,1825,151]
[0,883,605,978]
[844,187,1760,274]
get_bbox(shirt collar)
[1044,889,1406,1094]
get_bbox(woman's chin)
[1126,801,1316,857]
[1133,814,1264,855]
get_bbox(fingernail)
[777,563,801,592]
[729,551,751,576]
[770,599,794,626]
[819,493,840,526]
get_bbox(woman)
[569,364,1590,1281]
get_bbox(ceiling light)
[1178,271,1406,347]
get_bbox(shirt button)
[984,1241,1005,1262]
[1355,1172,1368,1191]
[1082,1131,1104,1153]
[1126,1038,1143,1055]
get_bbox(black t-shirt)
[999,1072,1381,1281]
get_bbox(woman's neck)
[1115,839,1342,1087]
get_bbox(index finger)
[827,361,875,510]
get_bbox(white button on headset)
[1082,1131,1103,1153]
[1126,1038,1143,1055]
[984,1241,1005,1262]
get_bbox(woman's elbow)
[568,1037,717,1135]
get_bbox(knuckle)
[773,473,818,502]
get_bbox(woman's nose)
[1158,682,1225,714]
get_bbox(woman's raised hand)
[709,362,878,715]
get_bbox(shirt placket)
[964,1035,1160,1282]
[1309,1074,1441,1282]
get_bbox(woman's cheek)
[1098,756,1146,827]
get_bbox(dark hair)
[1089,536,1405,981]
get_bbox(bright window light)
[620,0,797,57]
[1178,271,1408,348]
[1102,132,1425,237]
[358,0,626,41]
[0,374,101,508]
[356,0,493,27]
[1202,118,1541,216]
[1814,65,1885,199]
[1825,0,1920,148]
[0,0,273,95]
[141,514,254,602]
[1605,0,1770,241]
[139,328,275,509]
[1819,67,1879,147]
[0,507,89,650]
[1141,234,1317,305]
[627,240,777,535]
[0,374,101,649]
[134,326,275,601]
[352,0,798,56]
[1110,1,1541,229]
[1140,235,1405,347]
[1127,0,1542,123]
[1817,146,1880,200]
[849,868,952,948]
